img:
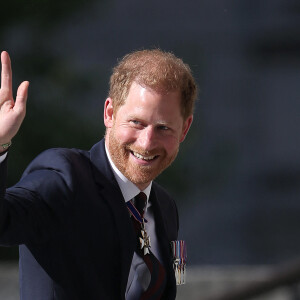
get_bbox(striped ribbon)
[170,240,187,285]
[126,201,148,224]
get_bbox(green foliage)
[7,101,104,187]
[0,0,108,260]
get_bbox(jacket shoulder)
[23,148,89,176]
[19,148,91,194]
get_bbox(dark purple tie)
[133,192,166,300]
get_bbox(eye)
[158,125,169,131]
[130,120,144,128]
[131,120,141,125]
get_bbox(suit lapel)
[89,139,177,298]
[89,140,136,298]
[150,188,177,299]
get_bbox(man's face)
[104,82,192,190]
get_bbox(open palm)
[0,51,29,150]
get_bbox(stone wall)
[0,262,297,300]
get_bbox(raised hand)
[0,51,29,152]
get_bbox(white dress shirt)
[0,152,7,163]
[105,145,163,300]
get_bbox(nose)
[137,126,157,151]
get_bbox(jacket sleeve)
[0,149,77,247]
[0,156,8,202]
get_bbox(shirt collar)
[105,143,152,206]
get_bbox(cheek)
[115,127,137,144]
[160,137,180,154]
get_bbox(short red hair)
[109,49,197,120]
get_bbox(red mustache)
[125,144,163,157]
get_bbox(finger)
[14,81,29,114]
[1,51,13,96]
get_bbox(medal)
[127,200,151,255]
[140,228,151,255]
[139,217,151,255]
[171,240,187,285]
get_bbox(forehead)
[117,82,183,123]
[127,82,180,105]
[126,81,180,101]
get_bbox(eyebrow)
[129,116,174,127]
[155,121,171,126]
[126,111,177,124]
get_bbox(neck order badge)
[171,240,187,285]
[127,193,167,299]
[126,195,151,255]
[139,221,151,255]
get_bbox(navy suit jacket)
[0,140,179,299]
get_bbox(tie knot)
[135,192,147,216]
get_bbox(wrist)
[0,141,12,154]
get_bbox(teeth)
[133,152,156,161]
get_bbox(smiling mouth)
[131,151,159,161]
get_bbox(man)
[0,49,197,299]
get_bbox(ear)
[179,115,193,143]
[104,98,114,128]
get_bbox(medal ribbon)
[128,194,167,298]
[171,240,187,285]
[126,201,148,224]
